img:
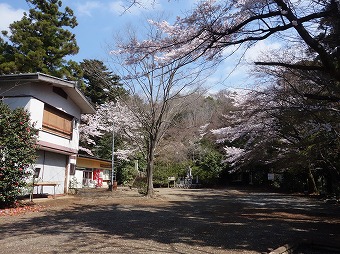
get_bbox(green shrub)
[0,102,38,208]
[153,162,187,187]
[193,150,223,186]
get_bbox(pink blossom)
[112,0,328,70]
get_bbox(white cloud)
[244,40,282,62]
[108,1,125,15]
[0,3,25,32]
[75,1,102,17]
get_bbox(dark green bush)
[0,102,38,207]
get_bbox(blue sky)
[0,0,279,92]
[0,0,197,62]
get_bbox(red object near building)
[93,169,103,187]
[97,178,103,187]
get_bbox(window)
[69,164,76,175]
[83,171,92,180]
[82,170,93,187]
[103,170,110,180]
[42,104,73,139]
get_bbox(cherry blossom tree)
[116,0,339,192]
[210,90,276,167]
[120,0,340,83]
[210,68,339,192]
[79,101,141,161]
[111,25,207,196]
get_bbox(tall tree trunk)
[146,138,156,198]
[308,166,318,194]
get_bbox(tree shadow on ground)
[0,188,339,253]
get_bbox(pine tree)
[0,0,81,79]
[80,59,127,105]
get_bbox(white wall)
[0,82,81,118]
[27,98,44,129]
[3,97,44,129]
[29,84,82,118]
[34,151,67,195]
[4,96,80,152]
[1,79,87,195]
[2,83,81,152]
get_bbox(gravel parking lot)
[0,187,339,253]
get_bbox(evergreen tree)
[0,102,38,208]
[0,0,81,79]
[80,59,127,105]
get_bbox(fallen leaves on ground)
[0,203,45,216]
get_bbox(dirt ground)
[0,187,339,254]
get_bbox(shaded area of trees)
[1,189,339,253]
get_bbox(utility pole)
[110,119,117,191]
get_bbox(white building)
[0,73,95,195]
